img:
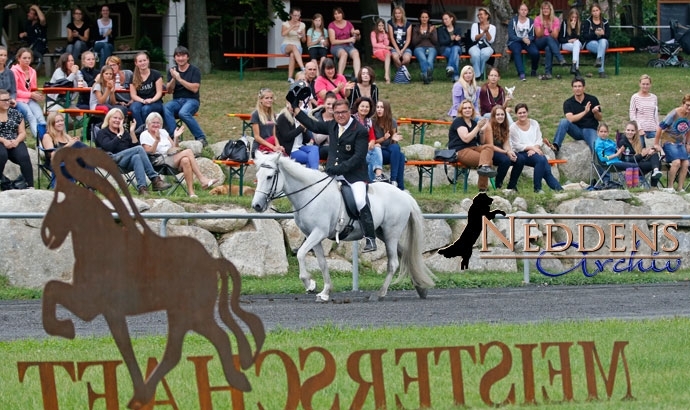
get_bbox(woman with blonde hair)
[534,1,566,80]
[629,74,659,144]
[42,111,85,151]
[448,65,479,118]
[276,102,319,169]
[139,112,216,198]
[617,120,662,187]
[250,88,284,155]
[281,7,306,83]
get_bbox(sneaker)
[660,187,676,193]
[477,165,497,178]
[539,74,553,80]
[427,68,434,82]
[651,169,663,180]
[519,74,526,81]
[362,237,377,253]
[288,78,295,84]
[559,59,567,66]
[401,65,411,81]
[446,66,454,78]
[534,189,545,194]
[198,137,208,147]
[599,72,608,78]
[595,58,602,68]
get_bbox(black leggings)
[0,141,34,187]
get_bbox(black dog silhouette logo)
[438,192,506,269]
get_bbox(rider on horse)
[292,98,378,252]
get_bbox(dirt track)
[2,282,689,341]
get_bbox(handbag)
[434,149,458,163]
[217,138,250,162]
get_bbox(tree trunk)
[359,0,380,65]
[187,0,212,74]
[489,0,514,73]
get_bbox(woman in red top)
[328,7,361,78]
[371,19,391,83]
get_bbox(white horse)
[251,152,435,302]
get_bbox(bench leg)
[419,124,426,145]
[615,52,620,75]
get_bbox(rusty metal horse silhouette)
[41,147,265,409]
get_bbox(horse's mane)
[276,154,327,185]
[53,147,150,233]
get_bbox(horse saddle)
[340,183,360,220]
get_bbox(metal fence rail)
[3,213,688,288]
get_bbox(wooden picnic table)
[397,117,452,144]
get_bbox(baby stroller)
[641,20,690,68]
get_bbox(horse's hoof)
[369,294,385,302]
[315,293,330,303]
[306,279,317,293]
[415,286,428,299]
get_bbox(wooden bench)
[226,113,253,136]
[224,53,334,80]
[407,158,567,194]
[397,117,452,144]
[505,46,635,75]
[213,159,255,196]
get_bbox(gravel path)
[2,282,689,341]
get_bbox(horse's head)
[251,151,284,212]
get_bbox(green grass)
[2,318,690,409]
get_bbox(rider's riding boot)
[359,204,377,253]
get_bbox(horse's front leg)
[296,231,327,300]
[104,313,148,410]
[42,281,77,339]
[311,242,332,302]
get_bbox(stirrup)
[362,237,377,253]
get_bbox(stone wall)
[2,188,689,290]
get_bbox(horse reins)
[257,163,335,214]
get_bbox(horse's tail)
[56,147,149,233]
[397,195,436,289]
[217,259,265,369]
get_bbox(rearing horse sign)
[40,147,265,409]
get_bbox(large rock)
[193,207,251,233]
[401,143,435,160]
[0,190,74,289]
[558,141,592,183]
[218,218,289,276]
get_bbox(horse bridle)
[257,163,335,213]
